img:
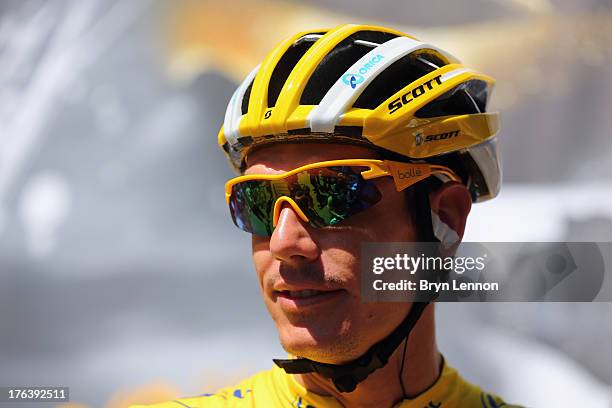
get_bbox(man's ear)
[428,182,472,245]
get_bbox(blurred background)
[1,0,612,407]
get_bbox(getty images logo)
[342,54,385,89]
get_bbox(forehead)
[245,143,379,175]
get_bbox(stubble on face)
[254,227,413,364]
[254,241,362,359]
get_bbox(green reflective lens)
[229,166,382,236]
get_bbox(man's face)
[246,143,419,364]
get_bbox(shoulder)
[449,366,524,408]
[398,359,524,408]
[129,369,276,408]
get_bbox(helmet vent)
[241,78,254,115]
[415,79,488,118]
[300,30,399,105]
[267,32,326,108]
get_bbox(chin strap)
[274,179,443,393]
[273,301,430,393]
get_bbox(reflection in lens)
[230,181,275,236]
[228,166,382,236]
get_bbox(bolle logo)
[342,73,364,89]
[424,130,459,142]
[388,75,443,114]
[397,168,422,179]
[342,54,385,88]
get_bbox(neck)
[295,304,441,408]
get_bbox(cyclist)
[135,24,521,408]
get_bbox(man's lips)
[273,287,347,310]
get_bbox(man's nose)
[269,199,320,264]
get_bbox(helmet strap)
[273,301,430,393]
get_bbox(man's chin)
[278,325,364,364]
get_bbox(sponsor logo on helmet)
[342,54,385,88]
[415,131,424,146]
[342,73,364,89]
[387,75,443,114]
[423,130,460,142]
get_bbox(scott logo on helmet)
[342,54,385,88]
[388,75,443,114]
[424,130,460,143]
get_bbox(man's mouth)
[281,289,326,298]
[274,288,346,310]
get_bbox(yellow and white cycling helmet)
[217,24,502,393]
[218,23,501,203]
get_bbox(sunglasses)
[225,159,460,236]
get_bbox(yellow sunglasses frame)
[224,159,461,228]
